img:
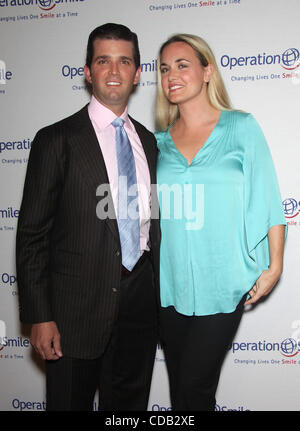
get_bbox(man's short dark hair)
[85,23,140,70]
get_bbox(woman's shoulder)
[224,108,252,122]
[227,109,260,126]
[224,109,263,137]
[227,110,268,156]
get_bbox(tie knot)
[112,118,125,128]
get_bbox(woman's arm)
[245,224,285,305]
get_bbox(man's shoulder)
[37,105,89,137]
[129,116,155,139]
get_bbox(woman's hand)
[245,268,282,306]
[245,225,285,306]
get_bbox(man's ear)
[133,66,141,85]
[84,65,92,84]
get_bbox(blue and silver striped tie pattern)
[112,118,140,271]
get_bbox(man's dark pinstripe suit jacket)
[16,105,161,359]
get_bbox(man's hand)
[30,321,63,360]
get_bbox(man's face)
[84,38,141,115]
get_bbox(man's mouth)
[107,81,121,86]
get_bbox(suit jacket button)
[112,288,118,293]
[116,251,120,256]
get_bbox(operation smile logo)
[0,136,31,165]
[38,0,56,10]
[230,337,300,363]
[36,0,85,10]
[61,59,159,92]
[281,48,300,71]
[0,0,85,8]
[0,319,31,358]
[230,324,300,364]
[221,47,300,71]
[0,0,85,22]
[283,198,299,218]
[280,338,300,358]
[0,336,30,351]
[282,198,300,226]
[220,47,300,83]
[0,61,13,93]
[0,271,18,296]
[0,320,5,351]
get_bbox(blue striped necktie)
[112,118,140,271]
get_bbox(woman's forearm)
[268,224,285,276]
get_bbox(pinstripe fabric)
[16,105,160,359]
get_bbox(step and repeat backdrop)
[0,0,300,412]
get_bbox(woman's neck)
[175,95,220,131]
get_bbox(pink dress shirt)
[88,95,151,253]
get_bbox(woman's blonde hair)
[155,34,232,131]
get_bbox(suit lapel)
[68,108,157,248]
[69,106,120,244]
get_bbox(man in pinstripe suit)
[16,24,160,411]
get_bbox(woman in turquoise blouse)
[155,34,286,411]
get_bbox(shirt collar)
[88,95,131,131]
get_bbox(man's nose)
[110,61,120,74]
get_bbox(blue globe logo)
[281,338,298,357]
[282,48,300,70]
[38,0,55,10]
[282,198,298,218]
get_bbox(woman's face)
[159,41,212,106]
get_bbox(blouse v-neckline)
[167,110,224,166]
